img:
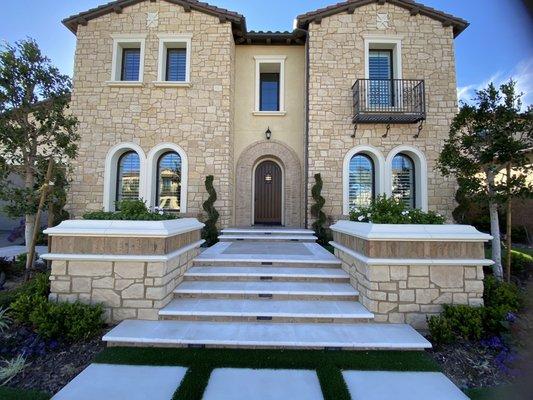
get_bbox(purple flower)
[506,312,517,323]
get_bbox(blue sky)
[1,0,532,104]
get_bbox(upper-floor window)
[369,50,394,107]
[121,48,141,81]
[156,34,192,84]
[254,56,286,114]
[110,35,146,83]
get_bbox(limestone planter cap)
[330,220,493,242]
[43,218,205,238]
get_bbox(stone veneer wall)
[330,221,491,329]
[306,2,460,222]
[45,219,204,323]
[68,1,234,226]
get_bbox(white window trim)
[103,143,147,212]
[385,145,428,211]
[254,55,286,114]
[155,34,192,84]
[146,143,188,213]
[363,35,403,80]
[109,34,147,83]
[343,145,386,215]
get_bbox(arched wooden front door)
[254,160,282,225]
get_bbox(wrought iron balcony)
[352,79,426,124]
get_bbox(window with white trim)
[116,151,141,204]
[254,56,285,113]
[110,35,146,82]
[391,153,415,208]
[156,151,182,211]
[349,154,375,209]
[156,35,192,83]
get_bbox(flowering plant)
[349,196,445,224]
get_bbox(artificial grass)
[0,387,50,400]
[95,347,441,372]
[464,385,517,400]
[95,347,440,400]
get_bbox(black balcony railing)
[352,79,426,123]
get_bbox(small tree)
[202,175,219,247]
[311,173,330,246]
[0,39,78,272]
[438,81,532,280]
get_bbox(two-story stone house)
[63,0,468,228]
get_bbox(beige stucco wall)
[68,1,235,227]
[233,45,306,167]
[232,45,306,226]
[306,2,459,222]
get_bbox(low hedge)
[10,273,104,342]
[349,196,445,224]
[428,276,523,345]
[83,200,177,221]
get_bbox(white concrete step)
[222,228,315,236]
[103,320,432,350]
[219,234,317,242]
[185,266,349,280]
[159,298,374,320]
[174,281,358,298]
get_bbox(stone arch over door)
[235,140,303,227]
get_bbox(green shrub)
[83,200,177,221]
[11,272,103,341]
[201,175,219,247]
[311,173,331,246]
[427,315,454,345]
[349,196,445,224]
[483,275,523,311]
[442,304,484,340]
[507,250,533,276]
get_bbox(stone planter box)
[42,218,204,323]
[330,220,493,329]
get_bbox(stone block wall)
[45,219,204,323]
[330,221,491,329]
[306,2,460,222]
[68,1,235,226]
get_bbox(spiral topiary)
[202,175,219,246]
[311,173,329,246]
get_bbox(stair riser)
[173,293,359,301]
[159,315,373,323]
[183,276,350,283]
[192,261,341,268]
[106,342,425,351]
[219,238,316,243]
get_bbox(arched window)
[116,151,140,203]
[349,154,375,209]
[156,151,181,211]
[392,153,415,208]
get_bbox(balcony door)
[368,50,394,107]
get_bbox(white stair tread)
[185,266,349,279]
[160,298,374,319]
[103,320,432,350]
[174,281,358,296]
[222,228,315,235]
[219,235,316,241]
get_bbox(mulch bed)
[1,324,108,395]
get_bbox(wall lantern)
[265,127,272,140]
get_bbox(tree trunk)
[489,202,503,280]
[25,214,35,252]
[506,163,512,283]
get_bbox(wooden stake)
[25,157,54,280]
[506,162,512,283]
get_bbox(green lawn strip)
[0,386,51,400]
[317,364,351,400]
[94,347,441,372]
[172,364,213,400]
